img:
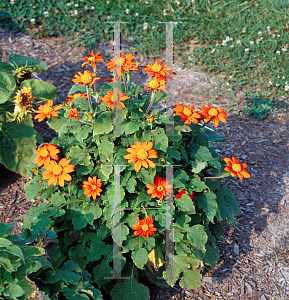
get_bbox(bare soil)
[1,28,289,300]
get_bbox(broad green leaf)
[97,136,114,161]
[204,242,219,268]
[75,125,92,143]
[0,222,15,237]
[110,274,149,300]
[72,213,88,230]
[69,244,89,269]
[0,71,16,103]
[21,79,58,101]
[2,62,14,74]
[175,194,195,214]
[73,97,91,111]
[18,278,36,298]
[192,146,213,162]
[180,269,202,290]
[191,161,207,173]
[24,175,42,200]
[99,165,113,178]
[51,192,66,205]
[125,122,140,134]
[3,283,24,298]
[167,147,181,160]
[197,191,218,223]
[187,225,207,250]
[88,240,109,262]
[68,146,91,166]
[215,186,242,226]
[1,244,24,262]
[93,113,113,135]
[190,177,208,192]
[9,53,47,72]
[0,237,12,247]
[0,256,14,272]
[131,248,148,269]
[68,84,87,95]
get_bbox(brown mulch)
[1,28,289,300]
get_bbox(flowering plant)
[23,52,250,298]
[0,52,58,177]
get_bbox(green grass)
[1,0,289,108]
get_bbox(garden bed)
[1,28,289,300]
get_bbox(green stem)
[122,71,127,90]
[203,172,232,179]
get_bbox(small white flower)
[267,26,270,30]
[250,41,254,46]
[272,34,276,38]
[10,0,15,4]
[226,82,230,86]
[268,80,272,86]
[91,6,95,9]
[135,13,139,16]
[163,10,167,16]
[74,10,78,15]
[242,28,246,33]
[152,26,155,29]
[67,3,71,6]
[175,0,180,5]
[285,85,289,91]
[30,18,35,24]
[44,11,49,17]
[277,75,280,78]
[275,83,280,87]
[282,76,286,80]
[192,0,195,3]
[107,0,109,3]
[226,36,230,41]
[277,34,280,38]
[84,5,88,9]
[229,76,233,79]
[282,47,287,52]
[143,22,148,30]
[230,45,234,48]
[107,16,111,19]
[256,39,260,44]
[145,1,149,4]
[286,81,288,84]
[211,49,216,54]
[222,40,227,46]
[245,48,250,53]
[236,40,241,45]
[276,50,281,55]
[125,9,129,14]
[258,31,262,36]
[32,5,35,8]
[74,3,78,7]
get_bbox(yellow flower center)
[183,107,192,117]
[43,106,52,114]
[40,149,49,157]
[52,165,63,175]
[81,73,93,84]
[149,80,160,89]
[91,184,97,190]
[151,65,162,72]
[232,164,241,173]
[208,107,218,116]
[88,57,95,62]
[121,57,126,65]
[157,186,164,192]
[137,149,148,160]
[142,224,149,231]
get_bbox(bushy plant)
[0,222,50,299]
[23,52,251,299]
[0,53,58,177]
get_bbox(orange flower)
[82,176,102,200]
[42,158,75,187]
[105,53,140,74]
[132,214,157,239]
[146,174,173,201]
[147,114,154,124]
[224,156,251,180]
[144,77,166,93]
[64,93,88,104]
[68,107,79,119]
[175,189,194,200]
[173,104,201,126]
[81,50,104,69]
[99,88,129,110]
[34,100,63,122]
[199,105,228,127]
[35,144,60,167]
[124,141,158,172]
[142,59,176,81]
[72,70,101,86]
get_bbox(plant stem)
[122,71,127,90]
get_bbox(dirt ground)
[0,28,289,300]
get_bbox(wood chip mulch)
[0,28,289,300]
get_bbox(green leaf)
[0,222,15,237]
[21,79,58,101]
[126,177,137,193]
[75,125,92,143]
[190,177,208,192]
[9,53,47,72]
[93,258,113,287]
[204,242,219,268]
[93,112,113,135]
[131,248,148,269]
[88,241,109,262]
[2,62,15,74]
[24,176,42,200]
[68,84,87,95]
[72,213,88,231]
[1,244,24,262]
[110,273,149,300]
[196,191,218,223]
[215,186,242,226]
[175,194,195,214]
[0,237,12,247]
[97,136,114,162]
[0,71,16,103]
[73,97,91,111]
[18,278,36,298]
[68,146,91,166]
[180,269,202,290]
[69,244,89,269]
[125,122,140,134]
[47,111,66,132]
[3,283,24,298]
[192,146,213,161]
[0,256,14,272]
[191,161,207,173]
[167,147,181,160]
[51,192,66,206]
[187,225,208,250]
[99,165,113,178]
